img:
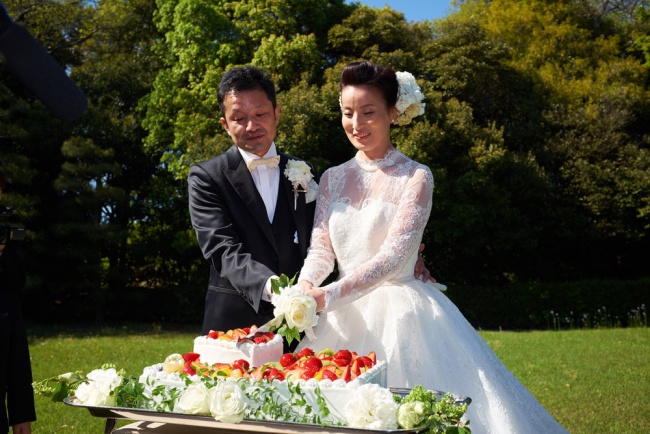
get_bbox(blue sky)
[353,1,456,22]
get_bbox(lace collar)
[355,148,400,172]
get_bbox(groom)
[188,66,317,335]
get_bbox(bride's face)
[340,85,398,160]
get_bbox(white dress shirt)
[237,144,280,302]
[238,144,280,223]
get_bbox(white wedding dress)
[297,149,568,434]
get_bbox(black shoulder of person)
[0,242,26,292]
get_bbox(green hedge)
[445,278,649,330]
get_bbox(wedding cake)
[193,328,283,367]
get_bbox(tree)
[142,0,355,180]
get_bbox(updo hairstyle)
[340,61,399,109]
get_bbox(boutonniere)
[284,159,319,209]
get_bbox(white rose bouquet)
[284,159,319,209]
[394,71,426,126]
[267,274,319,345]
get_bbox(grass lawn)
[25,324,649,433]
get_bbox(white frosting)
[193,334,283,367]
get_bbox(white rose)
[394,71,425,124]
[75,368,122,406]
[209,380,249,424]
[284,293,318,332]
[271,286,300,317]
[75,382,110,406]
[343,384,399,430]
[176,381,211,415]
[272,286,318,333]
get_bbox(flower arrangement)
[284,159,318,209]
[267,273,319,345]
[394,71,426,126]
[34,365,470,433]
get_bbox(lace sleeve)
[298,170,336,287]
[323,166,433,311]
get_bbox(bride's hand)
[299,280,325,311]
[298,280,313,292]
[305,288,326,312]
[415,243,436,283]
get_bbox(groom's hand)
[415,243,436,283]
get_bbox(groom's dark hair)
[340,61,398,109]
[217,66,277,115]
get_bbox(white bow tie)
[246,155,280,170]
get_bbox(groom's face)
[220,88,281,157]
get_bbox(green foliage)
[448,278,649,330]
[270,273,296,295]
[252,34,321,90]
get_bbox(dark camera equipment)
[0,1,87,121]
[0,204,25,246]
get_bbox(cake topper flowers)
[284,160,319,209]
[394,71,425,126]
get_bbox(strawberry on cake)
[193,326,283,367]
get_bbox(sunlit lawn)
[26,324,649,433]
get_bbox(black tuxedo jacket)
[0,291,36,434]
[188,145,317,334]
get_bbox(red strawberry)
[334,349,352,362]
[340,366,351,382]
[280,353,298,367]
[254,336,267,344]
[232,359,250,372]
[243,327,251,334]
[267,368,284,381]
[298,348,315,359]
[321,369,338,381]
[350,359,361,378]
[304,357,323,371]
[182,363,196,375]
[333,357,350,367]
[358,356,373,368]
[182,352,201,363]
[301,369,316,380]
[207,330,220,339]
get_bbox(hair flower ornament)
[394,71,425,126]
[284,159,319,209]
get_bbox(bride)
[296,60,568,434]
